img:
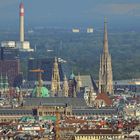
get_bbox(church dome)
[32,86,49,97]
[69,72,75,80]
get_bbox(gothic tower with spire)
[99,18,113,94]
[62,75,69,97]
[51,57,61,96]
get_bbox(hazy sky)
[0,0,140,29]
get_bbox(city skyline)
[0,1,139,139]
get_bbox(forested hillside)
[0,28,140,80]
[27,29,140,80]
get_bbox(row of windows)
[73,113,113,116]
[0,118,18,122]
[75,135,122,139]
[38,111,71,116]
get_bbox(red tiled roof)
[95,93,112,106]
[76,128,121,135]
[65,119,86,124]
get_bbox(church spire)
[98,18,113,94]
[103,17,109,55]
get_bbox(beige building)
[0,109,33,122]
[75,129,124,140]
[124,105,140,117]
[37,104,72,116]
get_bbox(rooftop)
[0,109,33,115]
[23,97,88,109]
[76,128,122,135]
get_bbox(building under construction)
[28,58,64,82]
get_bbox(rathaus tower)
[51,57,61,96]
[99,19,113,94]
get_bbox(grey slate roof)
[0,109,33,115]
[41,103,66,106]
[75,75,98,92]
[75,75,93,88]
[72,108,117,115]
[23,97,88,109]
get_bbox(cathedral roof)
[75,75,93,88]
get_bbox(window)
[39,112,42,116]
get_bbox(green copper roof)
[39,116,56,121]
[32,86,49,97]
[20,116,35,122]
[70,71,75,80]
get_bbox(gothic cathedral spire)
[99,18,113,94]
[51,57,61,96]
[103,17,109,55]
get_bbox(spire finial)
[55,57,57,62]
[64,75,67,80]
[103,17,109,54]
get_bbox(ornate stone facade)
[62,75,69,97]
[51,57,61,96]
[99,19,113,94]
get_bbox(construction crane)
[55,107,60,140]
[30,69,44,97]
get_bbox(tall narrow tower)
[19,2,24,42]
[99,18,113,94]
[62,75,69,97]
[51,57,61,96]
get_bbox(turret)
[62,75,69,97]
[76,73,82,93]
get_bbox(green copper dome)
[32,86,49,97]
[70,72,75,80]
